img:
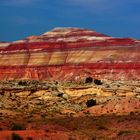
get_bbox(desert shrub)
[51,86,57,91]
[41,113,46,118]
[97,125,108,130]
[10,123,24,130]
[31,89,37,93]
[18,80,28,86]
[45,129,49,132]
[129,111,135,116]
[117,116,126,123]
[137,130,140,134]
[27,137,33,140]
[11,133,22,140]
[92,137,96,140]
[86,99,96,107]
[94,79,102,85]
[117,130,132,136]
[57,92,63,97]
[85,77,93,83]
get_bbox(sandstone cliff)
[0,27,140,81]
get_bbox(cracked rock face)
[0,27,140,81]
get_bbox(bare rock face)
[82,97,140,116]
[0,27,140,81]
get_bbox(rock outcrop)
[0,80,140,139]
[0,27,140,81]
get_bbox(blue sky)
[0,0,140,41]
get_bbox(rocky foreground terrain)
[0,79,140,140]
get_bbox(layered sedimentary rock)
[0,27,140,81]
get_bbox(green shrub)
[11,133,22,140]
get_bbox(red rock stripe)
[0,63,140,69]
[1,38,137,52]
[1,43,139,55]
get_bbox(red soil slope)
[0,27,140,81]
